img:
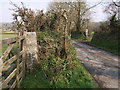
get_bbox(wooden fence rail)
[0,34,26,89]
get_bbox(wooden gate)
[0,32,26,89]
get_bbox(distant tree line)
[0,23,17,32]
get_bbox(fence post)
[0,58,3,89]
[22,30,26,77]
[16,32,21,88]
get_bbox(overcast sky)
[0,0,110,23]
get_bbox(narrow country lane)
[73,41,119,88]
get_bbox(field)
[0,34,17,56]
[0,34,17,39]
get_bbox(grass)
[71,32,119,55]
[71,34,86,40]
[0,34,17,56]
[90,40,119,55]
[89,31,119,55]
[0,43,18,57]
[20,60,98,88]
[0,34,17,39]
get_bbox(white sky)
[0,0,111,23]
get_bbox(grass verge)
[20,60,98,88]
[90,40,119,55]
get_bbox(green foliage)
[37,30,77,85]
[91,39,119,55]
[36,30,98,88]
[90,17,119,55]
[51,60,97,88]
[20,60,97,88]
[79,34,86,40]
[11,2,97,88]
[20,70,49,88]
[91,26,119,55]
[71,31,88,41]
[89,32,95,41]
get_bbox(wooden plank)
[2,68,17,88]
[10,80,16,89]
[19,61,23,68]
[20,50,24,55]
[16,33,21,88]
[0,37,18,45]
[18,71,23,80]
[0,43,15,61]
[1,50,24,71]
[19,77,23,87]
[0,83,2,90]
[2,55,17,71]
[17,70,24,87]
[17,29,25,87]
[19,36,25,41]
[0,36,25,46]
[22,38,26,77]
[0,57,3,90]
[0,33,25,89]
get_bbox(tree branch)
[112,0,120,7]
[66,1,102,16]
[65,2,78,10]
[80,1,102,16]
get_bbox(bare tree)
[105,1,120,20]
[66,0,102,32]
